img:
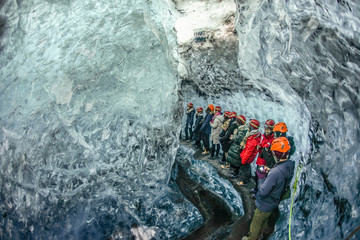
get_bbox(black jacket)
[219,119,237,152]
[193,114,204,133]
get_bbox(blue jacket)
[256,160,295,212]
[200,113,214,135]
[185,108,195,127]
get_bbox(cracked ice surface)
[233,0,360,239]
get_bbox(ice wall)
[234,0,360,239]
[0,0,184,239]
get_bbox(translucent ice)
[233,0,360,239]
[0,0,183,238]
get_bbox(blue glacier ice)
[1,0,360,239]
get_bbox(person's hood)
[277,160,295,180]
[215,114,224,122]
[186,107,195,114]
[238,124,247,131]
[264,132,274,140]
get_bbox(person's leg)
[201,133,206,149]
[221,151,226,163]
[196,139,201,148]
[210,141,215,157]
[202,134,210,153]
[232,166,240,178]
[219,143,226,163]
[243,163,251,184]
[252,170,259,194]
[238,163,251,185]
[205,134,210,151]
[189,127,193,140]
[216,144,220,157]
[184,125,189,140]
[248,208,272,240]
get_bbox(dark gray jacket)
[200,113,214,135]
[255,160,295,212]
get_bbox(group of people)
[184,102,296,240]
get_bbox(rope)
[345,225,360,240]
[289,163,303,240]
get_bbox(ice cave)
[0,0,359,239]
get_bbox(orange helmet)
[208,104,214,111]
[270,137,290,153]
[273,122,288,133]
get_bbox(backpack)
[280,185,291,201]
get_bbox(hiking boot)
[221,162,231,169]
[202,150,209,155]
[237,181,246,186]
[209,155,215,159]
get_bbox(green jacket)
[226,124,248,167]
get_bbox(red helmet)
[250,119,260,129]
[224,111,231,118]
[265,119,275,129]
[215,106,222,112]
[273,122,288,133]
[187,103,194,108]
[229,112,237,118]
[197,107,203,113]
[237,115,246,124]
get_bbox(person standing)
[184,103,195,141]
[219,111,237,164]
[193,107,204,148]
[200,104,214,154]
[242,137,295,240]
[226,115,247,178]
[237,119,261,186]
[252,119,275,196]
[273,122,296,159]
[209,106,224,158]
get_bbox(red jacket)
[240,133,261,164]
[256,133,275,166]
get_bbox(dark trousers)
[220,141,228,163]
[184,124,193,140]
[233,166,240,175]
[239,163,251,184]
[211,142,220,157]
[201,133,210,151]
